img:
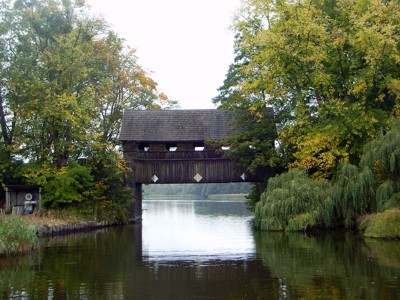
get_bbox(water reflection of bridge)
[119,109,275,220]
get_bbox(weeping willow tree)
[323,119,400,227]
[254,168,334,231]
[332,164,375,227]
[360,118,400,211]
[255,118,400,232]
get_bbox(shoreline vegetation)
[0,212,134,257]
[252,119,400,239]
[1,196,398,258]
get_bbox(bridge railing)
[125,150,228,161]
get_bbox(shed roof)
[119,109,235,142]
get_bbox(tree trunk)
[0,87,12,159]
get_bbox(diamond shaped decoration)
[241,173,247,181]
[151,175,159,183]
[193,173,203,183]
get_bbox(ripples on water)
[0,199,399,299]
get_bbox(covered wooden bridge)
[119,109,270,220]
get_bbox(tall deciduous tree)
[0,0,176,210]
[216,0,400,179]
[89,32,174,145]
[213,16,278,175]
[0,0,176,170]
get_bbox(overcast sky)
[85,0,242,109]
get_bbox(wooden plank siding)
[124,150,253,184]
[130,156,249,184]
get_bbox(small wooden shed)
[3,185,42,215]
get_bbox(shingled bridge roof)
[119,109,235,142]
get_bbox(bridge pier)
[127,168,143,222]
[132,183,143,222]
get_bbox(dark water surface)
[0,199,399,299]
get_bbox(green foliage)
[333,163,375,227]
[213,14,279,175]
[86,145,132,207]
[24,151,132,222]
[286,213,317,232]
[360,118,400,211]
[375,181,400,211]
[361,119,400,180]
[331,118,400,226]
[25,163,93,208]
[363,209,400,239]
[216,0,400,179]
[0,0,178,219]
[85,146,132,223]
[246,183,261,211]
[208,108,279,175]
[254,168,334,231]
[95,201,130,224]
[256,119,400,231]
[0,146,24,186]
[0,217,38,256]
[0,0,175,166]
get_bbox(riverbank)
[0,214,131,256]
[28,216,121,237]
[1,206,398,257]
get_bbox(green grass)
[0,216,38,256]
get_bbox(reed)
[0,217,38,256]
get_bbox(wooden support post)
[127,166,143,223]
[133,183,143,222]
[4,186,10,210]
[259,181,267,195]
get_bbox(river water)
[0,199,399,299]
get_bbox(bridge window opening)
[221,146,231,151]
[166,143,178,152]
[194,142,205,151]
[138,143,150,151]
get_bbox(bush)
[95,201,130,224]
[0,217,38,256]
[246,183,261,211]
[25,163,94,208]
[363,208,400,239]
